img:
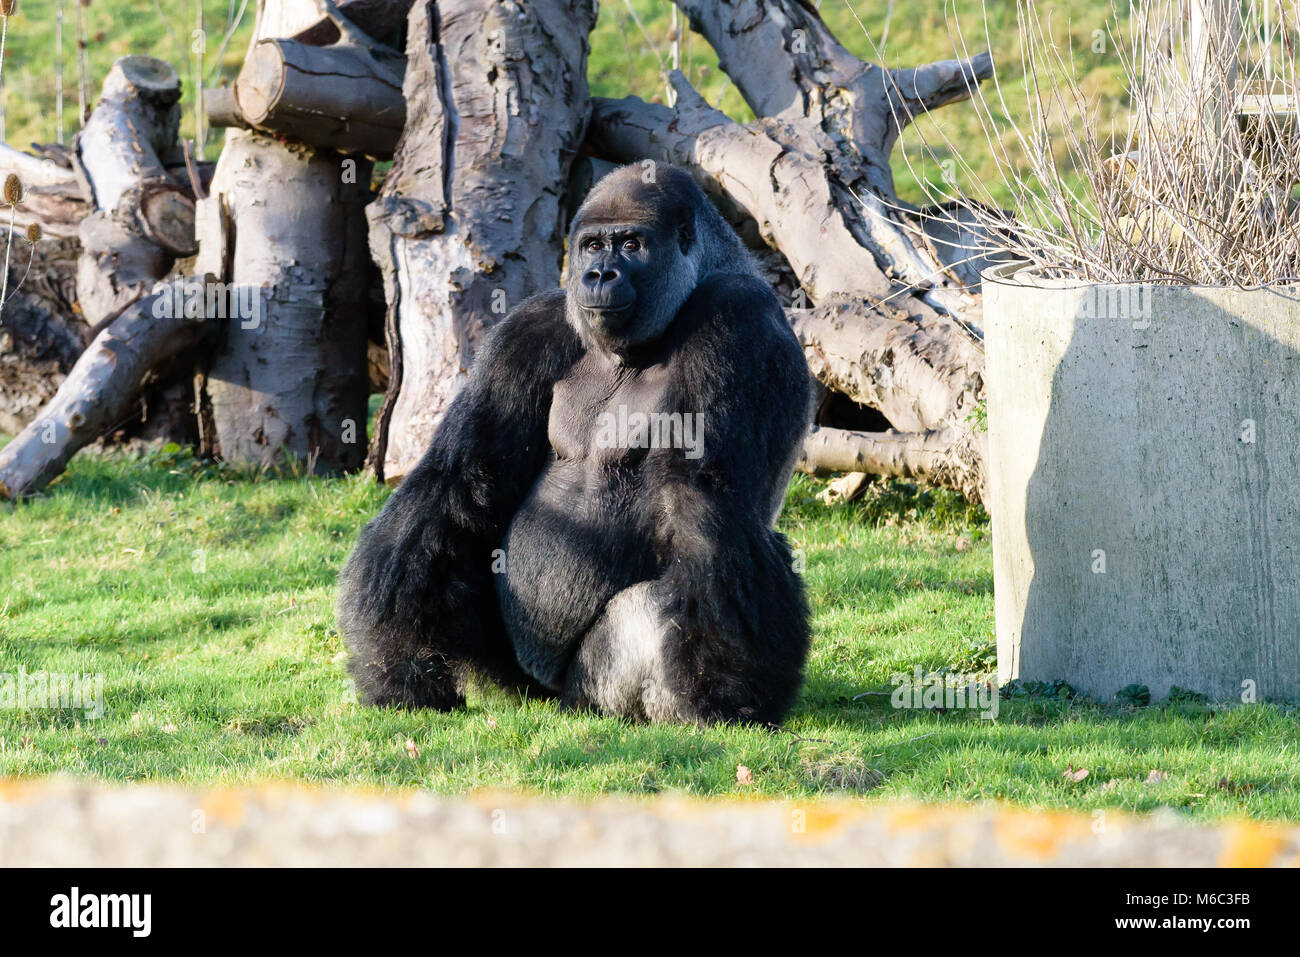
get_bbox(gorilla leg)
[564,583,670,721]
[564,529,810,726]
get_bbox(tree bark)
[365,0,598,482]
[584,0,993,503]
[0,278,214,499]
[200,131,371,473]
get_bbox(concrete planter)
[984,265,1300,702]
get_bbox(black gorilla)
[338,162,813,724]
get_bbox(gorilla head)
[566,162,755,357]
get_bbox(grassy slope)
[1,444,1296,820]
[2,1,1127,197]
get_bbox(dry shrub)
[901,1,1300,286]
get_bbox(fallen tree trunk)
[0,277,214,499]
[798,425,976,491]
[365,0,598,482]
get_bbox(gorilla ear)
[677,218,696,256]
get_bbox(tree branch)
[589,73,894,303]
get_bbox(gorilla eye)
[621,238,641,252]
[583,238,603,253]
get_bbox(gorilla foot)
[352,654,465,711]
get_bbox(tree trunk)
[365,0,598,482]
[198,0,377,473]
[200,131,371,473]
[586,0,993,504]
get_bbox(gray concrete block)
[985,265,1300,702]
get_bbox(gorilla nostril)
[601,268,621,283]
[584,268,603,284]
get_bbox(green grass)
[2,440,1298,822]
[1,1,1128,198]
[2,2,1293,818]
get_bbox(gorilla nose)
[579,266,633,314]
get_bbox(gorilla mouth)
[582,301,633,315]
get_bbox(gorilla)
[338,162,813,725]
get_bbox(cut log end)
[116,55,182,102]
[235,43,289,125]
[138,183,199,257]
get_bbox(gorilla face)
[566,166,703,358]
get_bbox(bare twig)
[894,0,1300,286]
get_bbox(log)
[0,144,88,238]
[797,426,981,498]
[366,0,598,482]
[232,39,405,157]
[0,277,215,499]
[73,56,194,328]
[0,144,77,190]
[204,87,246,129]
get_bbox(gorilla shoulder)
[672,270,803,369]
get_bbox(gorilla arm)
[337,290,582,709]
[648,276,815,725]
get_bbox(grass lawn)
[2,439,1298,822]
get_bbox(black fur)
[338,162,813,724]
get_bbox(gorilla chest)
[548,355,674,469]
